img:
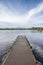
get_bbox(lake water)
[0,30,43,64]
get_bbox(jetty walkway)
[3,36,37,65]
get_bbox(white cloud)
[0,2,43,27]
[25,3,43,21]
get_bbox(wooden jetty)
[2,36,37,65]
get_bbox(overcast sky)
[0,0,43,28]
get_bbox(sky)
[0,0,43,28]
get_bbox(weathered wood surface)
[3,36,37,65]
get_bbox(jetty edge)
[2,35,37,65]
[25,36,38,63]
[2,39,17,65]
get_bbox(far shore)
[0,27,43,32]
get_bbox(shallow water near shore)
[0,30,43,64]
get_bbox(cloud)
[26,2,43,20]
[0,2,43,27]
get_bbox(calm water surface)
[0,30,43,64]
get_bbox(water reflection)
[27,31,43,64]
